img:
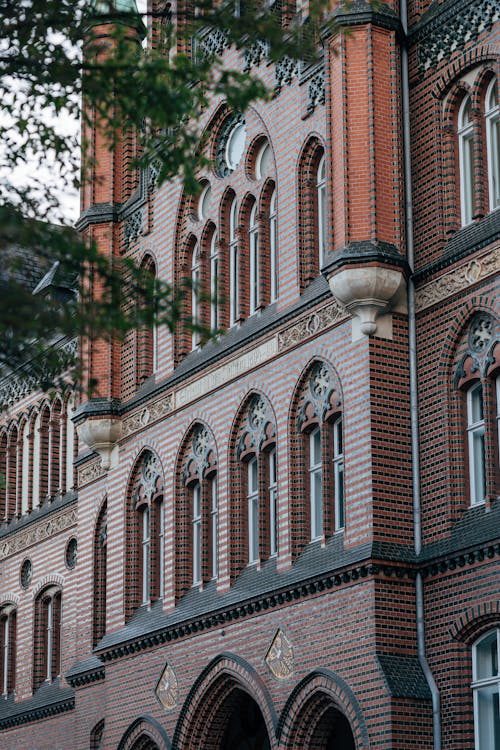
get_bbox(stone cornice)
[90,534,500,665]
[0,495,77,558]
[66,666,105,688]
[0,692,75,730]
[415,240,500,312]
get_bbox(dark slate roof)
[420,501,500,563]
[376,654,432,700]
[0,678,74,727]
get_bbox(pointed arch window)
[247,456,259,563]
[485,77,500,212]
[458,95,476,226]
[33,586,62,690]
[249,202,260,315]
[269,447,278,556]
[296,362,344,548]
[317,153,327,265]
[191,242,201,349]
[93,502,107,646]
[467,382,486,506]
[229,198,239,326]
[269,190,278,303]
[0,604,16,696]
[210,231,219,330]
[180,425,218,597]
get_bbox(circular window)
[198,182,212,221]
[225,121,246,171]
[20,559,32,589]
[65,537,78,569]
[215,114,246,177]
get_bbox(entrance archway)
[220,688,271,750]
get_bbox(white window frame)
[46,596,53,682]
[158,500,165,598]
[141,506,151,605]
[210,475,218,578]
[191,243,200,350]
[497,375,500,470]
[269,448,278,556]
[248,457,259,563]
[472,628,500,750]
[255,140,270,180]
[1,607,14,696]
[333,418,344,530]
[485,77,500,212]
[309,427,323,540]
[467,383,486,506]
[249,202,260,314]
[210,231,219,331]
[269,190,278,303]
[229,199,239,326]
[192,483,202,585]
[458,95,476,226]
[317,154,326,266]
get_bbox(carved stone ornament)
[275,56,299,95]
[124,209,143,247]
[265,628,294,679]
[197,27,229,59]
[307,69,326,114]
[0,508,77,561]
[298,362,339,428]
[78,458,106,487]
[244,39,270,71]
[416,245,500,312]
[417,0,500,75]
[121,394,174,439]
[237,395,275,458]
[133,451,164,507]
[278,301,347,350]
[155,662,179,710]
[469,313,494,353]
[183,425,216,483]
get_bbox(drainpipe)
[400,1,442,747]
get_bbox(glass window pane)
[477,685,500,750]
[476,632,499,680]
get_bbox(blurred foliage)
[0,0,363,397]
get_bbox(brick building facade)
[1,0,499,748]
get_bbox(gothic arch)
[117,715,171,750]
[278,669,369,750]
[172,653,277,750]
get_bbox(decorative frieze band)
[415,243,500,312]
[0,507,77,561]
[277,300,347,350]
[78,458,106,487]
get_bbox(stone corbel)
[73,399,122,471]
[322,242,409,340]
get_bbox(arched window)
[38,404,50,504]
[126,451,164,617]
[179,425,218,596]
[49,398,62,498]
[298,138,326,289]
[33,586,62,690]
[20,418,30,514]
[458,94,476,226]
[467,382,486,506]
[485,77,500,212]
[232,395,277,576]
[293,362,344,555]
[317,153,326,266]
[93,501,107,646]
[7,425,18,521]
[229,197,239,326]
[0,604,16,696]
[472,629,500,749]
[0,432,7,520]
[191,242,201,349]
[269,189,278,303]
[210,231,219,330]
[249,202,260,315]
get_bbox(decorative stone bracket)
[322,242,409,340]
[73,399,122,471]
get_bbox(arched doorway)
[318,705,355,750]
[220,688,271,750]
[130,738,160,750]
